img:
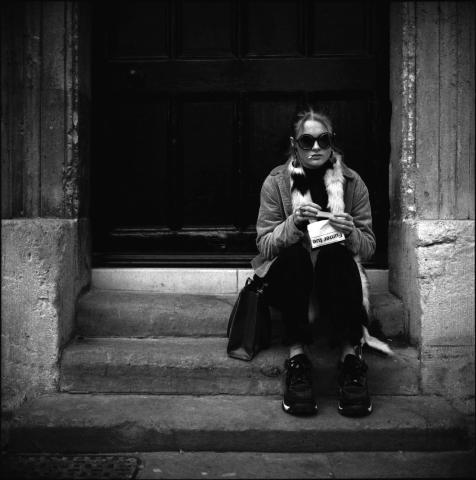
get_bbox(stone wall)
[1,2,91,414]
[389,2,475,414]
[1,219,90,411]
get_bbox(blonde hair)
[294,108,334,138]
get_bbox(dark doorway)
[91,0,389,267]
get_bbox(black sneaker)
[282,353,318,415]
[338,353,373,417]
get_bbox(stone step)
[8,394,469,453]
[91,268,390,294]
[60,337,418,395]
[76,289,405,339]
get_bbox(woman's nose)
[312,140,320,150]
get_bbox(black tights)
[263,243,368,347]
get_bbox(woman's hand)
[292,202,322,228]
[329,212,355,237]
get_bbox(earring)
[292,147,299,167]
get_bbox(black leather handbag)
[226,276,271,361]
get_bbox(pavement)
[2,450,475,479]
[133,451,476,479]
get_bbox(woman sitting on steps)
[251,108,390,417]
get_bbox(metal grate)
[1,454,140,479]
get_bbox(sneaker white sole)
[282,400,318,415]
[338,402,373,416]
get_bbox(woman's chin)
[302,157,329,169]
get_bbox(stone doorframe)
[388,2,474,414]
[1,1,474,416]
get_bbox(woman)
[251,108,380,417]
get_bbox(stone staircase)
[7,269,474,476]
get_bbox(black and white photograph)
[1,1,474,478]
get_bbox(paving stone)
[134,451,475,479]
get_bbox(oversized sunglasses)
[296,132,334,150]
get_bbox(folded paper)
[307,219,345,249]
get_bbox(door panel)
[245,95,302,225]
[181,99,235,226]
[244,1,301,56]
[179,0,234,58]
[99,97,169,228]
[108,1,169,58]
[92,0,390,267]
[310,1,368,54]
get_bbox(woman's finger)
[330,219,351,227]
[333,213,352,221]
[302,208,319,217]
[299,202,322,211]
[329,216,354,234]
[302,205,322,217]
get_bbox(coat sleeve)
[255,175,305,261]
[344,177,376,261]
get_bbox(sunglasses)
[296,132,334,150]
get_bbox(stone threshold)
[92,268,389,294]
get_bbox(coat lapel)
[277,159,294,217]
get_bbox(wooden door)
[91,0,390,267]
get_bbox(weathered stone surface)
[415,221,474,346]
[388,220,420,343]
[59,337,419,396]
[1,219,89,412]
[421,345,475,416]
[389,3,475,418]
[8,394,468,453]
[1,2,85,219]
[76,289,405,339]
[92,268,390,295]
[389,2,417,222]
[389,219,474,413]
[133,451,475,479]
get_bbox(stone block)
[421,345,475,415]
[415,221,474,346]
[1,219,87,412]
[92,268,238,294]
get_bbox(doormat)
[1,454,140,479]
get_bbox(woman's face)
[292,120,333,169]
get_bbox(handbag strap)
[246,275,268,295]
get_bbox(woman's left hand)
[329,213,355,237]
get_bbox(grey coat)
[251,158,376,278]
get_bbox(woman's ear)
[289,136,295,149]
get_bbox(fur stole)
[289,152,393,356]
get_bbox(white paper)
[307,219,345,249]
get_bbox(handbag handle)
[245,276,268,295]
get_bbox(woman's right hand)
[292,202,322,228]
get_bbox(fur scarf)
[289,151,393,356]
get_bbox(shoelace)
[344,358,367,386]
[288,360,311,388]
